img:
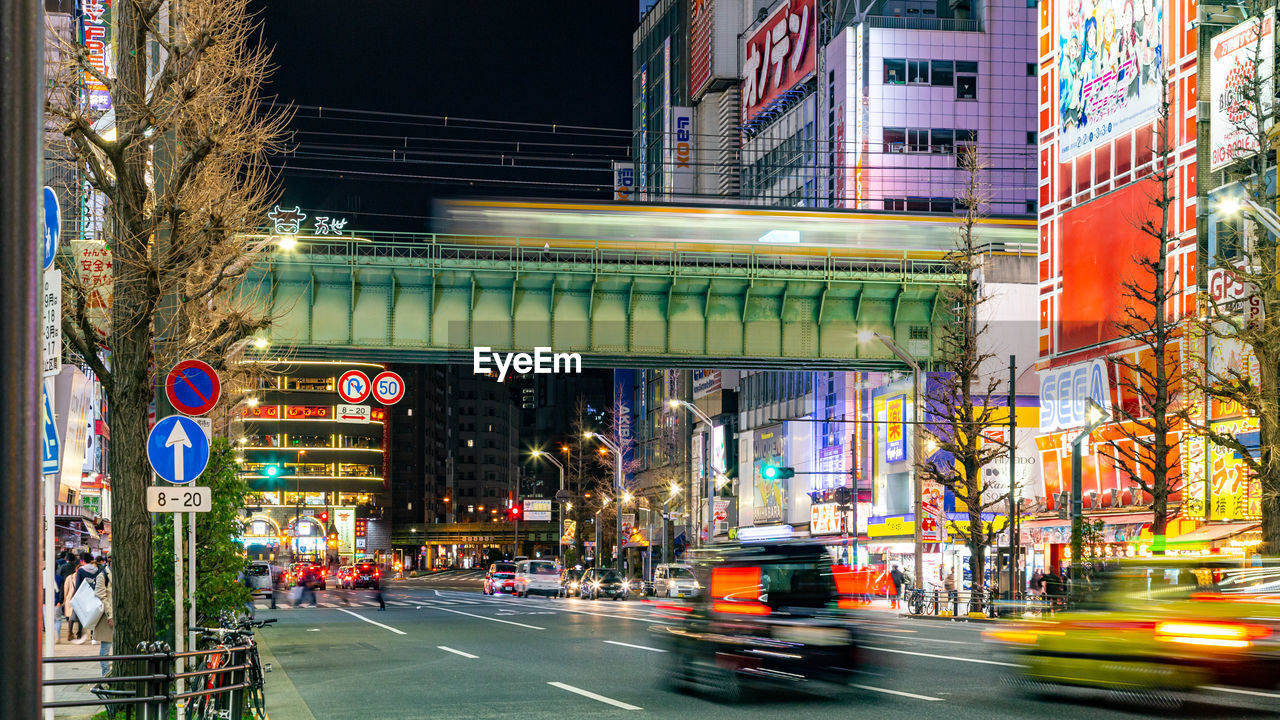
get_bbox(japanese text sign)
[741,0,816,124]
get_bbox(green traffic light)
[762,465,794,480]
[763,465,778,480]
[264,465,281,478]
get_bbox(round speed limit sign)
[372,371,405,404]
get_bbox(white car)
[513,559,561,598]
[652,563,700,598]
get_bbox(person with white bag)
[69,553,105,644]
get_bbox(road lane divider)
[433,606,545,630]
[851,684,943,701]
[336,608,407,635]
[603,640,667,653]
[1204,685,1280,699]
[547,682,642,710]
[437,646,478,659]
[863,645,1023,667]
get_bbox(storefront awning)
[1166,522,1259,546]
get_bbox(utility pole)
[1007,355,1017,602]
[1,0,43,714]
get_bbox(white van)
[513,559,561,598]
[652,563,700,598]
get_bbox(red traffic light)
[319,512,329,522]
[509,506,521,519]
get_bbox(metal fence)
[905,587,1062,619]
[43,641,252,719]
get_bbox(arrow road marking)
[165,420,192,483]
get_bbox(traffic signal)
[508,505,521,521]
[761,465,794,480]
[319,511,329,522]
[263,464,281,478]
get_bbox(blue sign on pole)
[147,416,210,485]
[42,186,60,271]
[42,381,61,474]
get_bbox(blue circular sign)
[165,359,221,416]
[42,186,60,271]
[147,416,210,485]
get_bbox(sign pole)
[188,510,196,656]
[174,508,185,718]
[1008,355,1017,604]
[42,472,55,720]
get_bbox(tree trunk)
[967,541,984,613]
[108,0,158,669]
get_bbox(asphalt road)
[251,576,1280,720]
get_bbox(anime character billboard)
[1057,0,1164,160]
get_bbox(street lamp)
[586,431,625,571]
[594,496,611,565]
[859,329,925,587]
[667,398,715,549]
[530,449,567,562]
[1070,399,1108,584]
[1217,190,1280,238]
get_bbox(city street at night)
[244,579,1280,719]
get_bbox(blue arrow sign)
[42,381,60,474]
[147,415,210,485]
[42,186,60,271]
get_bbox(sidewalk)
[43,634,109,719]
[256,629,316,720]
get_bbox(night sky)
[249,1,637,231]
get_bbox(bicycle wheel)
[246,647,268,718]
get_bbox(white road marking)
[863,645,1023,667]
[554,605,674,626]
[433,606,545,630]
[852,684,943,701]
[336,608,407,635]
[547,682,642,710]
[306,628,320,632]
[437,646,478,659]
[888,636,972,645]
[603,640,667,653]
[1205,685,1280,699]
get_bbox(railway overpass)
[241,200,1035,369]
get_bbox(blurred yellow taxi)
[987,559,1280,695]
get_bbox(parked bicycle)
[186,617,275,719]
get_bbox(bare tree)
[1097,85,1185,555]
[45,0,287,660]
[918,148,1010,599]
[1193,6,1279,554]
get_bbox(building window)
[884,198,906,211]
[906,198,932,212]
[1026,62,1037,77]
[931,128,954,154]
[907,59,929,84]
[883,127,906,153]
[930,60,953,87]
[884,58,906,84]
[907,128,929,153]
[466,439,474,447]
[1027,130,1037,145]
[956,61,978,99]
[1025,200,1038,214]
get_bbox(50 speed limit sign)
[146,486,212,513]
[372,370,405,404]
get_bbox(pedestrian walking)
[93,569,113,676]
[62,566,80,641]
[889,564,904,609]
[71,553,104,644]
[374,585,386,610]
[944,569,957,608]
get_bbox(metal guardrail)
[905,588,1066,618]
[865,15,984,32]
[42,641,252,719]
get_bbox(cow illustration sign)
[337,370,371,403]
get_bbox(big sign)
[1039,359,1112,433]
[741,0,816,124]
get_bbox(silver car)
[245,561,275,598]
[652,563,700,599]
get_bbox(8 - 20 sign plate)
[146,485,212,513]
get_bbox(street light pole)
[866,332,924,588]
[586,432,624,571]
[1070,400,1107,585]
[530,450,566,561]
[668,399,715,549]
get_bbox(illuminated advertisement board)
[80,0,113,112]
[690,0,713,97]
[1056,0,1164,160]
[1210,10,1275,170]
[753,424,786,524]
[711,424,726,473]
[741,0,816,124]
[884,396,906,463]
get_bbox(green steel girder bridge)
[243,200,1036,370]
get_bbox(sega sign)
[1039,359,1112,433]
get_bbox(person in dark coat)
[889,565,905,609]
